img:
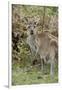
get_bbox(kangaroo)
[24,17,58,78]
[35,31,58,77]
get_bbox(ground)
[12,64,58,85]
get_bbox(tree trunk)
[42,7,46,31]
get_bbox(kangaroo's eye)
[34,22,36,25]
[28,26,30,28]
[34,25,36,28]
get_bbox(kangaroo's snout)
[30,30,34,35]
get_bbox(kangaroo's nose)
[30,30,33,35]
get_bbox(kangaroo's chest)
[27,35,36,52]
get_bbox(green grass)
[12,66,58,85]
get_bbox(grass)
[12,65,58,85]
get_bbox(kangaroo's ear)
[21,17,28,25]
[35,16,40,22]
[34,16,41,26]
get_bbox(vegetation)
[12,4,58,85]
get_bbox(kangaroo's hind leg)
[50,48,55,78]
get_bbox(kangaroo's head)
[27,18,38,35]
[22,17,40,36]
